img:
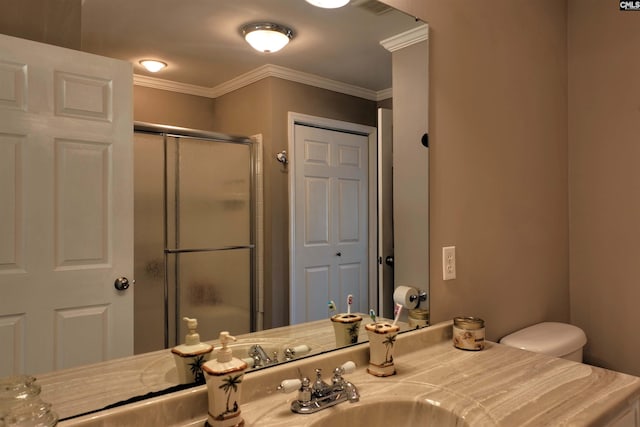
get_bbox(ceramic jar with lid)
[452,317,485,351]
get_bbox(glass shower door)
[133,132,166,354]
[167,136,254,344]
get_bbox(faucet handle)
[332,361,357,387]
[333,361,356,377]
[284,344,311,360]
[278,378,312,404]
[340,361,356,374]
[277,379,302,393]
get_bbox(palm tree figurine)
[216,374,243,418]
[383,334,397,365]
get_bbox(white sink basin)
[307,399,469,427]
[270,382,498,427]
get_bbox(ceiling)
[80,0,423,94]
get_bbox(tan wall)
[568,0,640,375]
[0,0,81,50]
[212,77,377,328]
[386,0,570,341]
[377,98,393,110]
[133,86,217,130]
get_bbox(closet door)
[0,34,133,375]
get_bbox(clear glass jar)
[0,375,58,427]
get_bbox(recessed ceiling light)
[241,23,294,53]
[139,60,167,73]
[305,0,350,8]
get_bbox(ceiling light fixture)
[305,0,350,8]
[241,23,294,53]
[139,60,167,73]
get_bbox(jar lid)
[453,316,485,330]
[0,376,40,402]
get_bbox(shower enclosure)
[133,123,257,354]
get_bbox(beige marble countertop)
[40,314,405,420]
[61,321,640,426]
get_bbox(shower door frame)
[134,122,257,348]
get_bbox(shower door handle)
[114,277,134,291]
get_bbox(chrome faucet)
[248,344,278,368]
[277,361,359,414]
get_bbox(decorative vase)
[365,322,400,377]
[330,313,363,347]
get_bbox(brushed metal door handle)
[114,277,134,291]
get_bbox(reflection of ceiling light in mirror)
[139,60,167,72]
[305,0,350,8]
[242,23,294,53]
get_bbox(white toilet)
[499,322,587,362]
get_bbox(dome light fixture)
[305,0,350,8]
[241,23,294,53]
[139,60,167,73]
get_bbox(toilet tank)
[499,322,587,362]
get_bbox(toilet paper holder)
[410,290,428,306]
[393,285,428,310]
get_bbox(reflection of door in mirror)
[171,136,254,346]
[0,34,134,376]
[133,128,257,354]
[377,108,395,319]
[290,121,371,323]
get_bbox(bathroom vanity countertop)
[40,314,404,420]
[60,321,640,426]
[235,330,640,426]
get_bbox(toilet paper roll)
[393,285,419,309]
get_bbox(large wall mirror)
[0,0,428,420]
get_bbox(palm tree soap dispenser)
[171,317,214,384]
[203,331,248,427]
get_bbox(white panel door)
[291,124,368,323]
[0,34,133,375]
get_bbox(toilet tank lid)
[499,322,587,357]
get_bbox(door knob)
[114,277,134,291]
[385,256,394,267]
[336,252,342,257]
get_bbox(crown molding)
[133,74,212,97]
[380,24,429,52]
[209,64,380,101]
[133,64,391,101]
[376,87,393,101]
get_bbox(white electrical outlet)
[442,246,456,280]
